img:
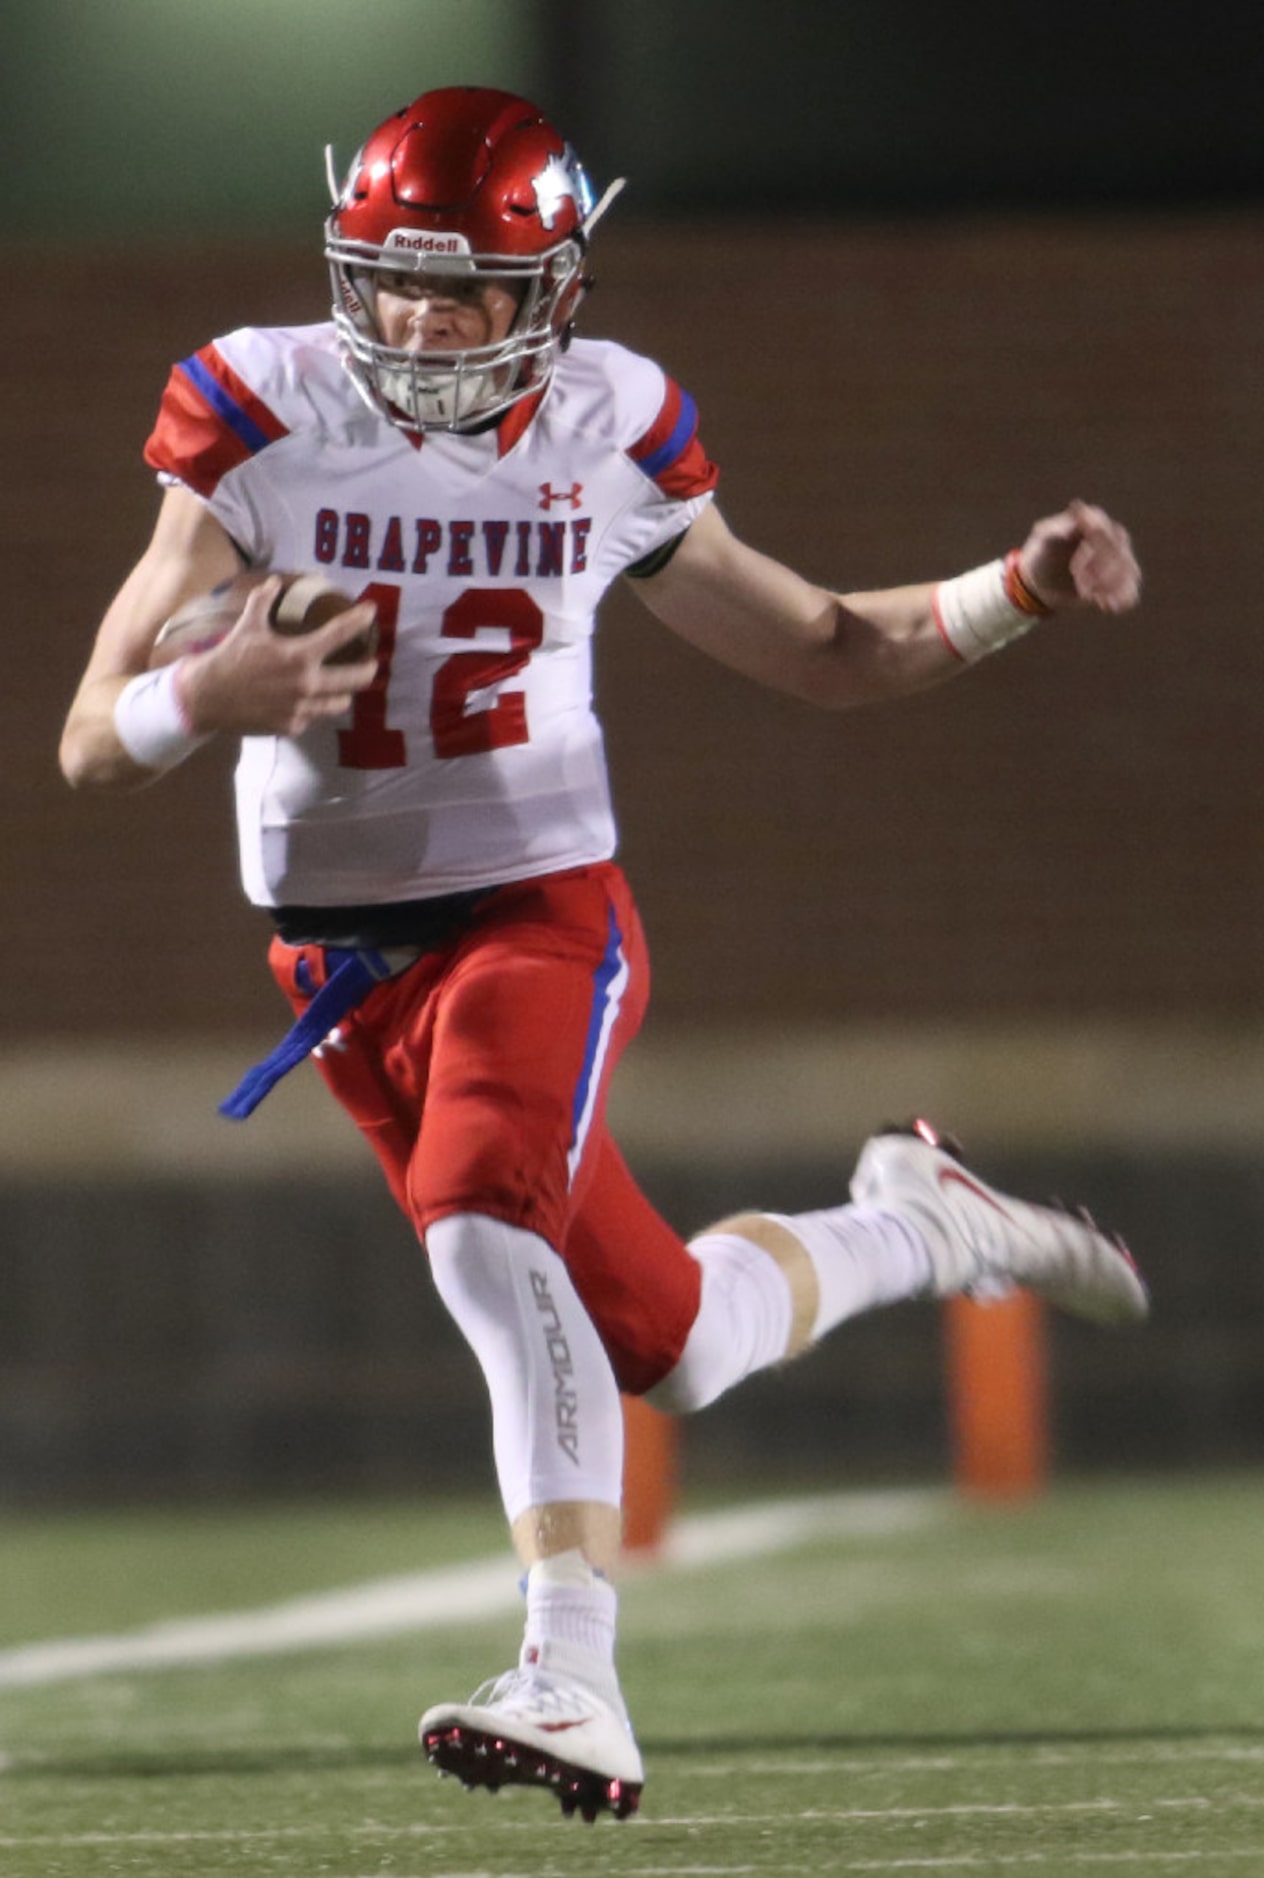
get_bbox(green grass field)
[3,1475,1264,1875]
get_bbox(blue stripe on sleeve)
[179,353,274,456]
[637,390,698,481]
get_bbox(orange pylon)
[944,1290,1049,1499]
[621,1394,679,1553]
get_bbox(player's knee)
[427,1211,496,1256]
[426,1211,534,1319]
[644,1339,726,1416]
[643,1258,743,1415]
[645,1230,799,1415]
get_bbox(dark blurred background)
[4,0,1263,1505]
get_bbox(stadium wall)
[4,1140,1263,1504]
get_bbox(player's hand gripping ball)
[150,573,375,667]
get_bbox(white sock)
[524,1549,618,1667]
[767,1204,934,1339]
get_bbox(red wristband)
[1003,549,1053,618]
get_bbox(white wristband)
[932,553,1049,664]
[113,663,210,772]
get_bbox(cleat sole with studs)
[421,1721,642,1821]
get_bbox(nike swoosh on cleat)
[936,1165,1017,1221]
[538,1719,590,1733]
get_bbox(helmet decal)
[532,150,589,231]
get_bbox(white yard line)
[1,1798,1262,1856]
[0,1488,944,1689]
[840,1858,1264,1872]
[673,1743,1264,1778]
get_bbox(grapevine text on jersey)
[313,508,592,580]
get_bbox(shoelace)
[470,1667,598,1723]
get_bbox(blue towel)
[220,947,397,1120]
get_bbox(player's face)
[374,272,523,353]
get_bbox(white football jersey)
[145,324,718,908]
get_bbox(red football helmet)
[325,87,622,433]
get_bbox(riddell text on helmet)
[314,506,593,579]
[384,228,472,256]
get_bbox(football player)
[60,87,1148,1822]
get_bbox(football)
[150,573,374,668]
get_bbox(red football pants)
[268,862,702,1394]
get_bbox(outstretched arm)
[634,499,1140,709]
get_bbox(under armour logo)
[539,481,584,510]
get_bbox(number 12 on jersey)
[337,584,546,770]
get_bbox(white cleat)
[851,1120,1149,1325]
[419,1639,644,1822]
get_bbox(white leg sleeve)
[646,1232,794,1415]
[426,1213,624,1524]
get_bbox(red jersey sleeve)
[626,376,719,499]
[143,343,289,498]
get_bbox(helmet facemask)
[326,235,586,433]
